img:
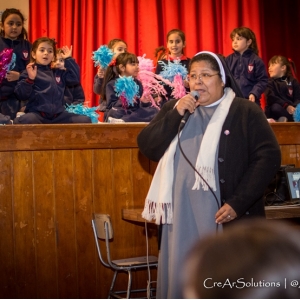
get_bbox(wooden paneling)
[0,124,146,151]
[0,123,299,298]
[0,152,15,298]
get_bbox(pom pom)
[91,45,114,69]
[0,48,16,84]
[293,104,300,122]
[171,74,187,99]
[138,54,155,72]
[66,103,99,123]
[158,58,188,82]
[114,76,139,107]
[137,54,173,107]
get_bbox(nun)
[137,51,281,299]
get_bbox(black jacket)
[15,58,80,116]
[0,37,32,99]
[137,95,281,220]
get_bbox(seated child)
[13,37,91,124]
[55,48,85,106]
[93,38,127,111]
[0,8,32,119]
[102,52,158,122]
[265,55,300,122]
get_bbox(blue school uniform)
[0,37,32,118]
[265,76,300,121]
[105,77,158,122]
[14,58,91,124]
[93,74,104,108]
[64,83,85,106]
[225,49,268,105]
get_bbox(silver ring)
[227,215,231,219]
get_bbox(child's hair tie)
[109,59,116,67]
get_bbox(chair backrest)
[93,213,114,239]
[92,213,114,268]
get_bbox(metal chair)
[91,213,158,299]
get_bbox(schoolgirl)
[55,48,85,106]
[155,29,190,106]
[265,55,300,121]
[93,38,127,110]
[225,26,268,106]
[101,52,157,122]
[14,37,91,124]
[0,8,32,118]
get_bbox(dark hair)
[230,26,259,55]
[268,55,293,78]
[183,219,300,299]
[154,46,167,60]
[167,28,186,45]
[189,53,221,74]
[31,37,57,63]
[56,48,63,55]
[101,52,139,101]
[107,38,127,50]
[0,8,28,40]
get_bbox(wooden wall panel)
[111,149,136,291]
[73,149,97,299]
[13,152,37,298]
[0,123,299,298]
[33,151,58,298]
[280,145,298,167]
[54,150,78,299]
[92,149,113,297]
[0,152,15,298]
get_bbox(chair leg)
[126,270,132,299]
[108,270,118,298]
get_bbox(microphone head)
[190,90,200,100]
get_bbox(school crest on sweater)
[22,50,29,59]
[248,64,254,73]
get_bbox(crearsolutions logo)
[203,278,281,289]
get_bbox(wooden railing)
[0,122,299,298]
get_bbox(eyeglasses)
[188,73,220,82]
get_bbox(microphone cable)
[177,121,221,233]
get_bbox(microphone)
[179,91,199,130]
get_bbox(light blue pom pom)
[293,103,300,122]
[66,103,99,123]
[7,53,16,71]
[158,59,188,82]
[114,76,139,106]
[92,45,114,69]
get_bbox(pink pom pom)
[171,74,187,99]
[137,54,174,107]
[0,48,14,84]
[138,54,155,72]
[120,94,128,109]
